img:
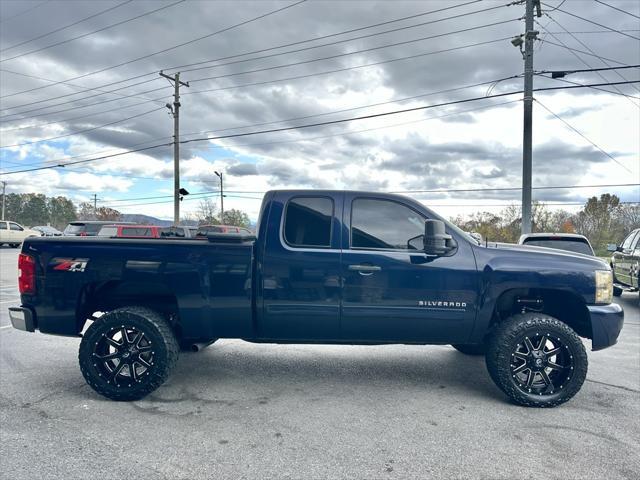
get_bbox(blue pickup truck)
[9,190,624,407]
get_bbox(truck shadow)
[141,343,504,409]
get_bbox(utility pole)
[93,193,98,218]
[160,71,190,226]
[215,170,224,223]
[1,181,6,220]
[520,0,541,234]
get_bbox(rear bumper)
[8,307,36,332]
[589,303,624,351]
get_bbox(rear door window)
[284,197,333,248]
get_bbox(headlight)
[595,270,613,304]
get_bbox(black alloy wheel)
[510,333,573,395]
[92,325,155,387]
[79,306,179,401]
[486,313,588,407]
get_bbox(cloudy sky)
[0,0,638,221]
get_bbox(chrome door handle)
[348,264,381,274]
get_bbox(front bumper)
[589,303,624,351]
[8,307,36,332]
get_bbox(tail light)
[18,253,36,294]
[79,232,87,237]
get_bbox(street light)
[214,171,223,223]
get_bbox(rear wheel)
[79,306,179,401]
[452,343,485,356]
[486,313,587,408]
[9,243,19,248]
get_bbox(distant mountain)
[119,214,198,227]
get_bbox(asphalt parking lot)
[0,246,638,479]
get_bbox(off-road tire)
[486,312,588,408]
[452,343,485,356]
[79,306,179,401]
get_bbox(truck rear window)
[522,238,593,256]
[284,197,333,247]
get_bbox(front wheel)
[485,313,587,408]
[79,306,179,401]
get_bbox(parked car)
[64,221,133,237]
[519,233,594,256]
[608,228,639,299]
[158,225,198,238]
[0,221,41,247]
[9,190,623,408]
[98,224,163,238]
[31,226,63,237]
[98,225,198,238]
[195,224,253,237]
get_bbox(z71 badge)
[51,258,89,272]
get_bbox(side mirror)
[424,219,455,255]
[606,243,618,252]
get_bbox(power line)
[544,29,640,34]
[2,79,638,176]
[0,0,49,24]
[534,98,635,173]
[0,30,517,122]
[180,34,514,96]
[4,86,521,174]
[594,0,640,20]
[0,68,163,107]
[541,2,640,40]
[101,183,640,203]
[0,0,308,99]
[0,0,134,53]
[539,39,630,66]
[0,107,163,148]
[0,98,156,133]
[0,1,186,63]
[175,1,514,75]
[541,14,640,95]
[537,65,640,75]
[187,32,514,85]
[543,75,640,100]
[536,24,640,107]
[0,0,505,113]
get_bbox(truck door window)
[351,198,425,250]
[9,223,23,231]
[284,197,333,247]
[0,222,6,230]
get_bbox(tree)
[222,208,250,228]
[48,196,77,230]
[195,198,218,225]
[573,194,622,251]
[78,203,121,221]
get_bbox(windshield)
[522,238,593,256]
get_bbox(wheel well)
[491,288,591,339]
[77,281,181,336]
